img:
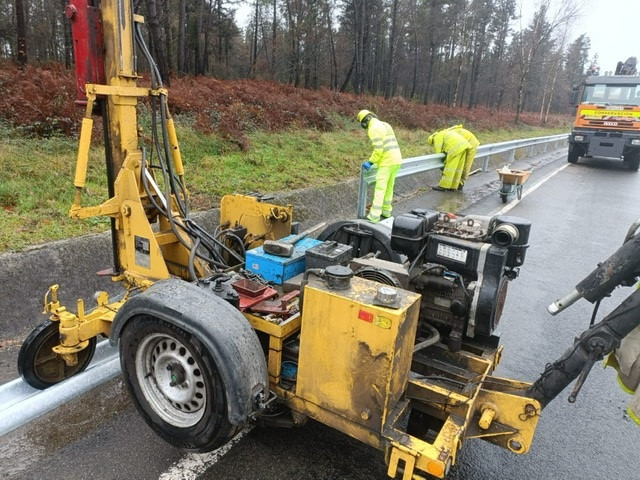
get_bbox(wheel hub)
[135,333,207,427]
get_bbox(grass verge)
[0,118,568,253]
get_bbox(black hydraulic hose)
[134,20,236,272]
[135,23,162,89]
[135,22,188,218]
[141,147,170,218]
[188,237,201,283]
[589,299,601,327]
[100,98,121,274]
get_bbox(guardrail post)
[357,168,368,219]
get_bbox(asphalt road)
[3,151,640,479]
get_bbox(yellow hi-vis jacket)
[607,325,640,425]
[448,124,480,148]
[367,118,402,167]
[429,129,471,157]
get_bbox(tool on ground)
[262,222,327,257]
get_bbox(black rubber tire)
[567,149,580,164]
[500,194,508,204]
[627,156,640,172]
[120,315,240,452]
[517,185,523,200]
[18,321,97,389]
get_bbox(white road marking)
[494,162,570,215]
[158,426,254,480]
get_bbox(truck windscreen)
[582,84,640,106]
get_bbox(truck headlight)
[574,135,584,141]
[631,139,640,146]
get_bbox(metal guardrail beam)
[357,133,568,218]
[0,341,120,437]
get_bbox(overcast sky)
[567,0,637,74]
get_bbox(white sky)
[234,0,638,75]
[568,0,638,74]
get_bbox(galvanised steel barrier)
[357,133,568,218]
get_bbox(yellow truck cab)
[568,73,640,170]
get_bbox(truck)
[14,2,640,479]
[568,57,640,170]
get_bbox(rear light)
[574,135,584,141]
[631,139,640,146]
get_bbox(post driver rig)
[16,1,640,479]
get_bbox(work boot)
[432,185,448,192]
[457,184,464,190]
[366,214,380,223]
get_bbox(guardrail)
[357,133,568,218]
[0,341,120,437]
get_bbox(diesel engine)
[320,209,531,351]
[388,209,530,350]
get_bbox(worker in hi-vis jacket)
[357,110,402,222]
[447,124,479,188]
[607,324,640,425]
[427,129,470,191]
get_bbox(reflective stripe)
[370,137,383,142]
[383,145,399,152]
[382,138,397,145]
[629,392,640,426]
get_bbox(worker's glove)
[362,161,373,171]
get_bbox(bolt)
[360,409,371,420]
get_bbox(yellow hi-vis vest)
[430,129,471,157]
[448,124,480,148]
[607,324,640,425]
[367,118,402,167]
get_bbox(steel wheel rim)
[135,333,207,428]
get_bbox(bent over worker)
[358,110,402,222]
[427,129,470,191]
[447,124,479,188]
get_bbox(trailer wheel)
[18,321,97,389]
[627,155,640,172]
[567,150,580,164]
[120,315,239,452]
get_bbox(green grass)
[0,118,568,253]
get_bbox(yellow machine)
[17,2,640,479]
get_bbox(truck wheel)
[627,156,640,172]
[120,315,240,452]
[567,150,580,164]
[18,321,97,389]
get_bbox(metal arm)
[527,288,640,408]
[529,228,640,408]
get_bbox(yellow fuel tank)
[296,276,421,431]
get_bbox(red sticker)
[358,309,374,323]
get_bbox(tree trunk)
[195,0,205,75]
[163,0,173,73]
[384,0,399,99]
[15,0,27,67]
[177,0,186,74]
[145,0,170,84]
[272,0,277,73]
